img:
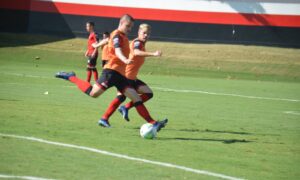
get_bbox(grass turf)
[0,33,299,179]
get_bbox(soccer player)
[85,21,99,82]
[101,23,162,122]
[101,32,110,67]
[55,14,168,131]
[91,31,110,67]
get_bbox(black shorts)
[87,55,98,67]
[127,79,147,90]
[97,69,131,92]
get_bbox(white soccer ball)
[140,123,157,139]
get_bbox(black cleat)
[154,119,168,132]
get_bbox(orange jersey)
[126,38,146,80]
[87,32,99,56]
[101,44,109,60]
[104,29,130,76]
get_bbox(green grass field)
[0,33,299,180]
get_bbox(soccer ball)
[140,123,157,139]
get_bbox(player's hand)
[91,54,96,58]
[153,50,162,57]
[124,59,133,64]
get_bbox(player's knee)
[146,93,153,99]
[117,95,126,102]
[133,101,143,107]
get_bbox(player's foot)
[98,119,111,128]
[55,71,76,80]
[118,105,130,121]
[154,119,168,132]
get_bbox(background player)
[101,32,110,67]
[100,23,162,122]
[56,14,167,132]
[91,32,110,67]
[85,21,99,82]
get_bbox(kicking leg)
[124,85,153,110]
[55,71,105,98]
[123,88,167,131]
[119,80,153,121]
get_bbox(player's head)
[118,14,134,35]
[138,24,151,42]
[103,31,110,39]
[86,21,95,32]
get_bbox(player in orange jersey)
[92,31,110,67]
[101,23,162,122]
[56,15,167,131]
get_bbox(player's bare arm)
[84,50,89,57]
[133,49,162,57]
[92,38,109,49]
[115,47,132,64]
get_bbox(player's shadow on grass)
[165,128,252,135]
[158,137,252,144]
[129,127,251,136]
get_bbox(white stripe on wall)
[43,0,300,15]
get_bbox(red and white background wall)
[1,0,300,46]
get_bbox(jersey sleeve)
[133,40,142,50]
[113,34,121,48]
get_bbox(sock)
[86,70,92,82]
[125,93,153,110]
[102,95,126,120]
[69,76,93,95]
[134,101,156,124]
[93,69,98,81]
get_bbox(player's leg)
[119,80,153,121]
[125,81,153,109]
[55,71,106,98]
[122,87,167,131]
[90,56,98,82]
[86,67,92,82]
[92,68,98,82]
[100,92,126,123]
[86,56,95,82]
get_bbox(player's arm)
[92,38,109,48]
[84,50,89,57]
[132,40,162,58]
[113,35,132,64]
[90,33,100,58]
[115,48,132,64]
[133,49,162,57]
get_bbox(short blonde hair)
[139,23,151,32]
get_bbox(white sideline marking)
[0,133,244,180]
[0,174,55,180]
[2,71,298,102]
[152,87,300,102]
[284,111,300,115]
